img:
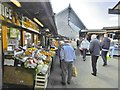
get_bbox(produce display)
[14,47,56,75]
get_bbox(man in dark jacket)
[101,33,110,66]
[89,34,101,76]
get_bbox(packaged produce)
[24,57,37,68]
[37,60,44,65]
[36,64,44,74]
[41,64,48,74]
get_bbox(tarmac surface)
[47,48,118,88]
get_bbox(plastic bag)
[72,65,78,77]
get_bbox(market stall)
[3,46,56,89]
[0,2,57,90]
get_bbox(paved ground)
[47,48,118,88]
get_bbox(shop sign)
[0,3,12,20]
[22,16,39,31]
[10,27,19,38]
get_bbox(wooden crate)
[34,73,48,89]
[34,62,51,90]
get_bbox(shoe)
[103,64,107,66]
[91,73,96,76]
[61,82,66,85]
[67,81,70,84]
[83,59,86,61]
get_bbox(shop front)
[0,1,58,89]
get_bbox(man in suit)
[89,34,101,76]
[101,33,110,66]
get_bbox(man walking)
[89,34,101,76]
[101,33,110,66]
[80,35,90,61]
[60,40,76,85]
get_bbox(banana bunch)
[40,51,51,56]
[50,48,56,51]
[25,50,32,55]
[50,51,56,56]
[28,47,36,51]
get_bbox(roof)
[4,0,58,35]
[113,1,120,9]
[109,1,120,14]
[68,4,87,30]
[103,26,120,33]
[103,26,120,30]
[81,29,105,33]
[55,5,87,39]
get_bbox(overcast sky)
[50,0,119,29]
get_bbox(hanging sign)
[10,27,19,38]
[0,3,12,20]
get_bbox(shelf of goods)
[1,19,40,35]
[3,46,56,89]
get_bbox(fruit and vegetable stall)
[3,46,56,89]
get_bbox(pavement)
[47,48,118,88]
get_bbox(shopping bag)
[107,52,111,60]
[72,65,78,77]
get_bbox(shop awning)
[109,1,120,14]
[103,26,120,33]
[81,29,106,33]
[5,0,58,35]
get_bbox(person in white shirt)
[80,35,90,61]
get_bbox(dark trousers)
[91,55,99,75]
[61,61,73,83]
[82,49,87,60]
[101,51,108,65]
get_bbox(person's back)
[89,34,101,76]
[101,37,110,50]
[62,44,75,62]
[101,34,111,66]
[60,42,76,85]
[89,38,101,56]
[81,39,90,49]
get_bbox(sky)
[50,0,119,29]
